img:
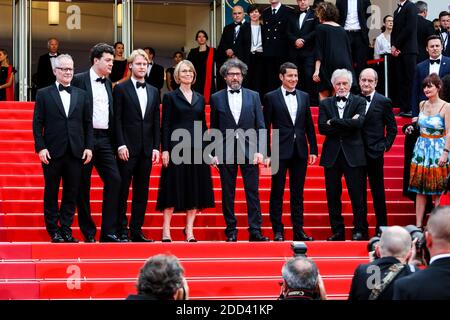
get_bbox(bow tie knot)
[361,94,371,102]
[397,3,403,8]
[136,81,146,89]
[430,59,441,65]
[235,22,242,26]
[58,84,72,94]
[299,10,308,14]
[336,96,347,102]
[96,77,106,84]
[285,90,296,96]
[229,89,240,94]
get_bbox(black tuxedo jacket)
[438,29,450,56]
[362,92,397,159]
[417,16,436,62]
[263,88,317,160]
[113,79,160,157]
[33,84,93,159]
[218,21,250,65]
[392,0,418,54]
[210,88,266,162]
[71,70,115,146]
[144,63,165,91]
[393,257,450,300]
[336,0,371,44]
[348,257,414,300]
[318,94,366,168]
[262,4,295,58]
[286,8,319,59]
[36,52,60,89]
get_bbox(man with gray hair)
[416,1,435,63]
[210,58,268,242]
[394,206,450,299]
[348,226,416,300]
[318,68,368,241]
[279,256,327,300]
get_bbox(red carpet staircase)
[0,101,414,299]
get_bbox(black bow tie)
[136,81,146,89]
[285,91,296,96]
[299,10,308,14]
[235,22,242,26]
[336,96,347,102]
[361,94,371,102]
[430,59,441,65]
[229,89,240,94]
[397,3,403,8]
[49,55,57,58]
[58,84,72,94]
[96,77,106,84]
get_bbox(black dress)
[156,89,215,212]
[110,59,128,83]
[187,47,216,100]
[314,24,354,92]
[0,66,8,101]
[166,67,179,91]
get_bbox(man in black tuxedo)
[210,58,269,242]
[143,47,165,95]
[336,0,372,79]
[391,0,418,117]
[416,1,435,63]
[359,68,397,236]
[394,206,450,300]
[262,0,295,94]
[32,54,93,243]
[437,11,450,56]
[36,38,60,90]
[318,68,368,241]
[72,43,123,243]
[217,5,250,90]
[114,49,161,242]
[287,0,319,105]
[263,62,318,242]
[349,226,415,300]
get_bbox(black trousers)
[347,30,368,79]
[77,129,121,238]
[42,150,83,237]
[324,151,368,234]
[247,51,265,100]
[117,153,152,234]
[219,163,262,237]
[392,53,416,113]
[263,56,287,96]
[365,155,387,231]
[294,53,318,105]
[269,153,308,236]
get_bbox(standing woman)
[165,51,184,92]
[374,15,393,59]
[110,42,130,87]
[0,49,15,101]
[187,30,216,104]
[409,74,450,228]
[312,2,353,100]
[245,4,265,96]
[157,60,215,242]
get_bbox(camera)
[291,241,308,257]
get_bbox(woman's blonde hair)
[173,60,197,85]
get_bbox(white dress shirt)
[90,68,109,129]
[374,33,391,58]
[227,87,242,124]
[271,2,281,14]
[397,0,407,14]
[131,77,148,118]
[336,93,351,118]
[344,0,361,30]
[298,8,309,29]
[49,53,58,70]
[250,24,263,53]
[281,87,298,124]
[364,91,375,114]
[55,81,70,117]
[146,63,153,77]
[429,55,442,75]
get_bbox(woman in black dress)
[110,42,130,87]
[157,60,215,242]
[0,48,15,101]
[312,2,354,100]
[187,30,216,104]
[165,51,184,92]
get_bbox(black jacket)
[261,4,295,58]
[392,0,419,54]
[336,0,372,44]
[36,53,60,89]
[144,63,165,91]
[286,8,319,59]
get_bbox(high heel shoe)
[184,227,197,242]
[162,238,172,242]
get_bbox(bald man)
[394,206,450,299]
[348,226,416,300]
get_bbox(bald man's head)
[427,206,450,246]
[378,226,412,259]
[232,6,244,23]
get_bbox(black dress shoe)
[249,233,270,242]
[352,232,368,241]
[84,236,96,243]
[293,230,314,241]
[100,234,123,242]
[327,232,345,241]
[61,233,79,243]
[226,235,237,242]
[273,232,284,241]
[162,238,172,242]
[186,237,198,242]
[50,233,64,243]
[130,231,154,242]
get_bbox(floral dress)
[409,106,450,195]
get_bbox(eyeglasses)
[226,72,242,77]
[56,67,74,73]
[180,69,194,73]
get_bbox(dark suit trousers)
[42,150,83,237]
[347,31,368,79]
[247,52,265,99]
[219,163,263,237]
[264,56,286,95]
[117,153,152,234]
[294,53,318,105]
[365,155,387,230]
[269,153,308,235]
[77,129,121,238]
[392,54,416,113]
[324,150,368,234]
